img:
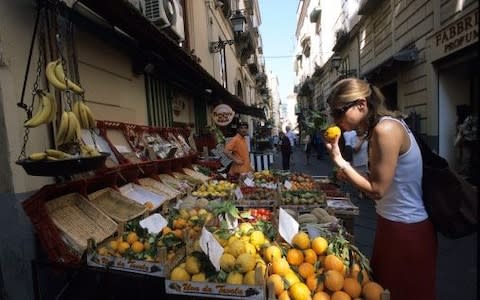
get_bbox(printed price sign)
[278,208,299,244]
[199,227,224,271]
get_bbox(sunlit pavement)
[271,146,478,300]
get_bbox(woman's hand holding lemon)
[324,125,341,142]
[324,125,349,171]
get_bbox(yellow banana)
[72,101,84,128]
[80,144,90,157]
[79,102,90,129]
[24,92,52,127]
[44,91,57,123]
[46,60,67,91]
[28,152,47,161]
[46,149,72,159]
[56,111,70,145]
[90,148,101,156]
[82,102,96,129]
[54,61,84,94]
[64,112,81,143]
[46,156,59,161]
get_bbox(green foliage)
[302,110,329,134]
[254,221,277,242]
[208,200,240,219]
[327,228,372,276]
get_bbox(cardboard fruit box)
[165,266,267,300]
[87,239,185,277]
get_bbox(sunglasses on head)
[330,100,360,118]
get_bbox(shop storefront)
[428,8,479,177]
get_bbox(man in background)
[286,126,295,148]
[279,131,292,170]
[224,122,253,176]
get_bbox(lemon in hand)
[324,125,341,142]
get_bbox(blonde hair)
[327,78,403,137]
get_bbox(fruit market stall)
[162,202,390,300]
[21,153,390,299]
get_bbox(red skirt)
[371,215,437,300]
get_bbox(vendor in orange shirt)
[224,121,253,176]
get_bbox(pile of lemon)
[191,180,236,198]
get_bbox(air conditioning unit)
[170,0,185,42]
[144,0,175,28]
[144,0,185,42]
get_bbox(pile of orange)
[266,231,386,300]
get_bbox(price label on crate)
[278,208,299,244]
[244,177,255,187]
[199,227,224,271]
[235,187,244,200]
[284,180,293,190]
[139,213,168,235]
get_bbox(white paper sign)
[235,187,244,200]
[244,177,255,187]
[278,208,299,245]
[284,180,292,190]
[139,213,168,235]
[199,227,224,271]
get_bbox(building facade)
[295,0,478,169]
[0,0,268,298]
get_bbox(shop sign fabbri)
[212,104,235,126]
[430,8,478,61]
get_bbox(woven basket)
[45,193,117,255]
[138,177,178,200]
[88,188,147,222]
[22,181,88,264]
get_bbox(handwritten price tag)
[284,180,292,190]
[235,187,244,200]
[139,213,168,235]
[199,227,224,271]
[244,177,255,187]
[278,208,299,245]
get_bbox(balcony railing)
[247,54,259,75]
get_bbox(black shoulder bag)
[413,133,477,239]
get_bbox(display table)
[249,151,274,171]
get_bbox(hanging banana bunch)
[55,110,82,145]
[72,100,96,129]
[45,59,84,94]
[24,90,57,128]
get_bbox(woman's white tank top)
[375,117,428,223]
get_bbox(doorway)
[438,62,476,168]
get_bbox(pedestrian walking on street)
[312,129,325,159]
[303,133,312,165]
[279,131,292,170]
[286,126,295,148]
[352,129,368,177]
[325,78,437,300]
